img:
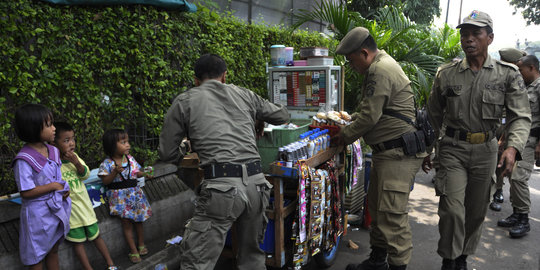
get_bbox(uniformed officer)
[158,54,289,270]
[489,47,527,212]
[497,54,540,237]
[332,27,426,270]
[424,10,531,270]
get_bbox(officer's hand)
[422,156,432,173]
[255,120,265,139]
[535,143,540,160]
[498,146,517,178]
[350,112,360,121]
[330,134,344,147]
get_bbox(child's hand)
[113,164,124,174]
[145,173,154,179]
[62,190,70,200]
[64,151,80,165]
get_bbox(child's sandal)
[107,266,118,270]
[128,253,141,263]
[138,245,148,256]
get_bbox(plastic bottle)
[307,135,316,158]
[286,147,294,167]
[325,129,331,149]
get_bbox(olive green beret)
[336,27,370,55]
[457,10,493,30]
[499,48,526,63]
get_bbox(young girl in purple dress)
[12,104,71,270]
[98,129,152,264]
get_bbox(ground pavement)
[120,167,540,270]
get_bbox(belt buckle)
[467,132,486,144]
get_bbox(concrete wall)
[0,163,195,269]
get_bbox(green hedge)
[0,0,336,195]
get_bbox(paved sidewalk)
[119,168,540,270]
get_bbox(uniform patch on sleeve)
[365,80,376,97]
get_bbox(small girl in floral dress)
[98,129,152,264]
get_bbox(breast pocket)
[445,87,463,120]
[482,90,504,119]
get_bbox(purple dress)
[12,144,71,265]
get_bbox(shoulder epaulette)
[495,59,519,71]
[438,60,460,72]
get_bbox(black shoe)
[345,261,389,270]
[509,214,530,238]
[497,213,519,227]
[493,189,504,203]
[455,255,467,270]
[346,246,389,270]
[489,201,501,211]
[441,258,455,270]
[389,265,406,270]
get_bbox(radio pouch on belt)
[401,132,419,156]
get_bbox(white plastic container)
[270,45,286,66]
[307,56,334,66]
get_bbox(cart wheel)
[313,235,340,268]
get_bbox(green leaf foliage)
[0,0,335,195]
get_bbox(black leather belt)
[202,161,262,179]
[370,137,403,153]
[446,127,492,144]
[107,179,138,190]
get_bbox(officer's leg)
[235,180,269,270]
[370,149,422,266]
[436,143,468,260]
[462,144,496,255]
[180,182,245,270]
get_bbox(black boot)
[509,213,530,238]
[493,189,504,203]
[440,258,455,270]
[346,246,389,270]
[497,212,519,227]
[388,265,406,270]
[455,255,467,270]
[489,201,501,211]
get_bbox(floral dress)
[98,155,152,222]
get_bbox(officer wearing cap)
[332,27,426,270]
[496,54,540,238]
[489,47,527,212]
[158,54,289,270]
[424,10,531,270]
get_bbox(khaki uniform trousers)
[434,136,497,259]
[509,136,535,213]
[368,147,423,266]
[179,173,271,270]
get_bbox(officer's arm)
[158,98,187,164]
[341,74,389,145]
[253,91,289,125]
[504,71,531,160]
[427,72,445,139]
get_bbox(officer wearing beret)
[496,54,540,238]
[158,54,289,270]
[424,10,531,269]
[333,27,426,270]
[489,47,527,212]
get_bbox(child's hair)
[14,104,54,143]
[103,129,128,158]
[54,121,74,141]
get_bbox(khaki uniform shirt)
[342,50,417,145]
[427,55,531,154]
[528,77,540,130]
[158,80,289,166]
